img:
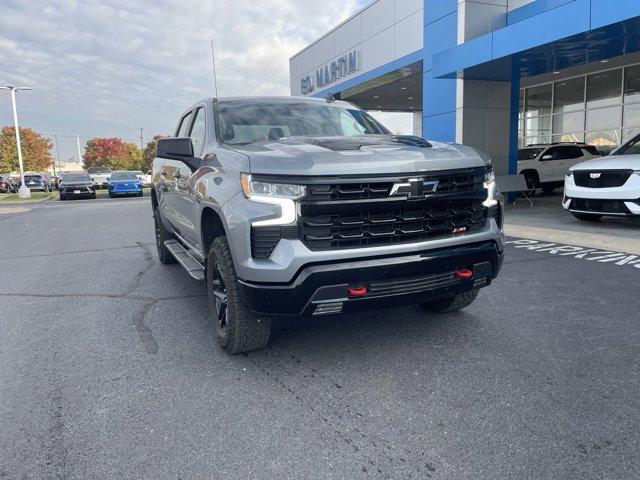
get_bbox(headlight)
[241,173,306,226]
[482,165,498,208]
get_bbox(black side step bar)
[164,240,205,281]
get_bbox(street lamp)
[0,85,32,199]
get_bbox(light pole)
[1,85,32,199]
[75,135,83,165]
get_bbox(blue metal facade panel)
[507,0,576,25]
[422,0,458,141]
[591,0,640,29]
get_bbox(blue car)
[108,171,143,198]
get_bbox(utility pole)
[0,85,32,199]
[140,128,144,153]
[76,135,83,165]
[53,134,60,179]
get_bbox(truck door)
[159,110,194,238]
[538,146,563,182]
[172,106,207,250]
[557,145,584,177]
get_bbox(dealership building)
[290,0,640,174]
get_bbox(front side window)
[518,148,544,160]
[190,107,207,155]
[177,112,192,138]
[217,100,390,145]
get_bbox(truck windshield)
[612,133,640,156]
[216,100,391,145]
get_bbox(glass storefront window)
[525,115,551,137]
[623,103,640,128]
[622,127,640,142]
[586,69,622,109]
[624,65,640,103]
[585,130,621,152]
[586,106,622,132]
[554,77,585,113]
[525,84,552,117]
[552,133,584,143]
[552,111,585,134]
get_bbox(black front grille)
[304,167,485,201]
[571,198,631,214]
[574,170,632,188]
[299,198,486,251]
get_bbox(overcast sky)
[0,0,419,163]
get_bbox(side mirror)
[542,154,553,160]
[156,137,200,171]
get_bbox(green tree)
[0,126,53,172]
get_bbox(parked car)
[518,142,601,193]
[151,96,505,354]
[133,170,150,187]
[87,166,112,189]
[58,172,96,200]
[564,134,640,222]
[0,174,16,193]
[23,174,52,192]
[108,170,143,198]
[42,173,56,189]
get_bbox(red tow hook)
[347,285,368,297]
[454,269,473,279]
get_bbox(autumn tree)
[83,138,142,171]
[141,135,165,172]
[0,126,53,172]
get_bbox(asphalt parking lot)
[1,197,639,479]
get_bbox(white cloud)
[0,0,363,160]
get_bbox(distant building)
[291,0,640,174]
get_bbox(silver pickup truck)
[151,96,505,354]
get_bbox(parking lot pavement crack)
[133,300,159,354]
[0,242,156,261]
[123,241,155,297]
[245,348,441,478]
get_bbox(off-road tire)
[542,185,556,193]
[421,289,480,313]
[207,237,271,354]
[153,207,176,264]
[572,212,602,222]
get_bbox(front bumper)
[563,174,640,215]
[238,241,503,316]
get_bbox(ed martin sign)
[301,50,360,95]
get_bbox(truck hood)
[228,135,488,176]
[571,154,640,171]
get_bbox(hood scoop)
[276,135,432,152]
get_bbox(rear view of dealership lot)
[2,1,640,479]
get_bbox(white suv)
[564,135,640,222]
[518,143,601,193]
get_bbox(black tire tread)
[153,207,176,264]
[209,237,271,354]
[422,289,480,313]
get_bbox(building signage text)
[301,50,360,95]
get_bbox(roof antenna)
[210,40,219,99]
[325,93,336,103]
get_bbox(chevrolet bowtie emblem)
[390,178,439,199]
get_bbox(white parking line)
[506,238,640,269]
